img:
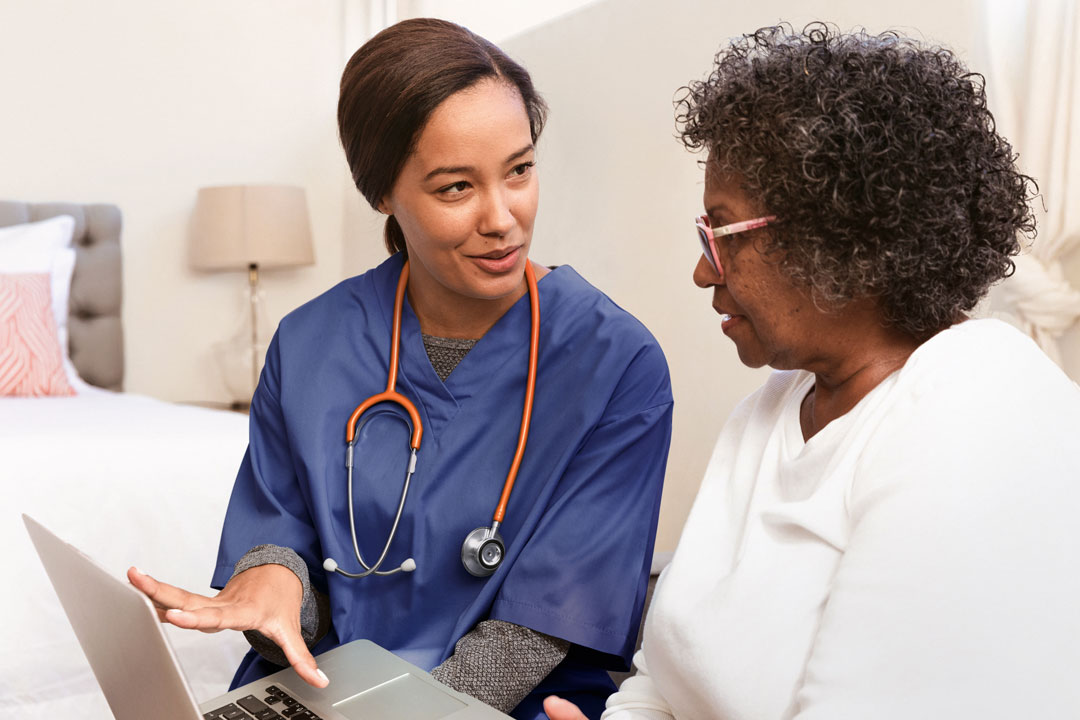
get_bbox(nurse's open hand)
[126,565,329,689]
[543,696,589,720]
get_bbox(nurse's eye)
[437,181,470,196]
[509,161,535,179]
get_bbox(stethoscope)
[322,258,540,579]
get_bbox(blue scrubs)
[211,254,672,719]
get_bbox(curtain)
[981,0,1080,367]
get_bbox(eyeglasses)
[695,214,776,277]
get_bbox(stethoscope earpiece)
[324,555,416,577]
[461,524,505,577]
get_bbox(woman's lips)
[719,312,743,334]
[469,246,521,274]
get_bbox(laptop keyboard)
[204,684,325,720]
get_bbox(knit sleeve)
[430,619,570,712]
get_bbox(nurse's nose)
[478,189,515,237]
[694,252,723,288]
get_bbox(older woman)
[546,22,1080,720]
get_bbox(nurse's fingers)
[542,696,589,720]
[127,567,209,612]
[272,629,329,689]
[163,606,233,633]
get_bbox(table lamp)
[190,185,315,405]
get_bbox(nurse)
[129,17,672,720]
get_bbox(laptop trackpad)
[333,673,467,720]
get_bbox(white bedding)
[1,384,253,717]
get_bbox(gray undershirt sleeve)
[230,544,330,667]
[431,619,571,712]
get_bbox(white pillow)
[0,216,81,387]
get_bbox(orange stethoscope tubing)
[345,261,423,448]
[495,260,539,524]
[334,258,539,578]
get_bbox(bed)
[0,201,252,717]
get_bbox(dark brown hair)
[338,18,548,256]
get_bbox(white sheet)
[1,386,253,717]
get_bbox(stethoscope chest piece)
[461,524,505,577]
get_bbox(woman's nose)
[693,253,723,288]
[478,190,515,237]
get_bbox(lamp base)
[213,336,269,406]
[211,271,273,405]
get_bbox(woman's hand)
[127,565,329,688]
[543,695,589,720]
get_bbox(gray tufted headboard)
[0,201,124,390]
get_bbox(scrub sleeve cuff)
[492,596,634,667]
[230,544,330,666]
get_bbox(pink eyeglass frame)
[694,214,777,276]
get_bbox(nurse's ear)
[377,197,393,215]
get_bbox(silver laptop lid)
[23,514,203,720]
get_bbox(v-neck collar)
[372,255,567,442]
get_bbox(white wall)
[498,0,989,551]
[0,0,350,402]
[5,0,1073,549]
[399,0,606,42]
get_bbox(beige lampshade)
[190,185,315,270]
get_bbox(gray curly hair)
[676,22,1037,338]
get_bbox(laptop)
[23,514,511,720]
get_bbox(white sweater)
[604,320,1080,720]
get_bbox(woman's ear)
[377,197,392,215]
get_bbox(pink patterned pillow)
[0,273,75,397]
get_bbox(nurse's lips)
[468,245,521,274]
